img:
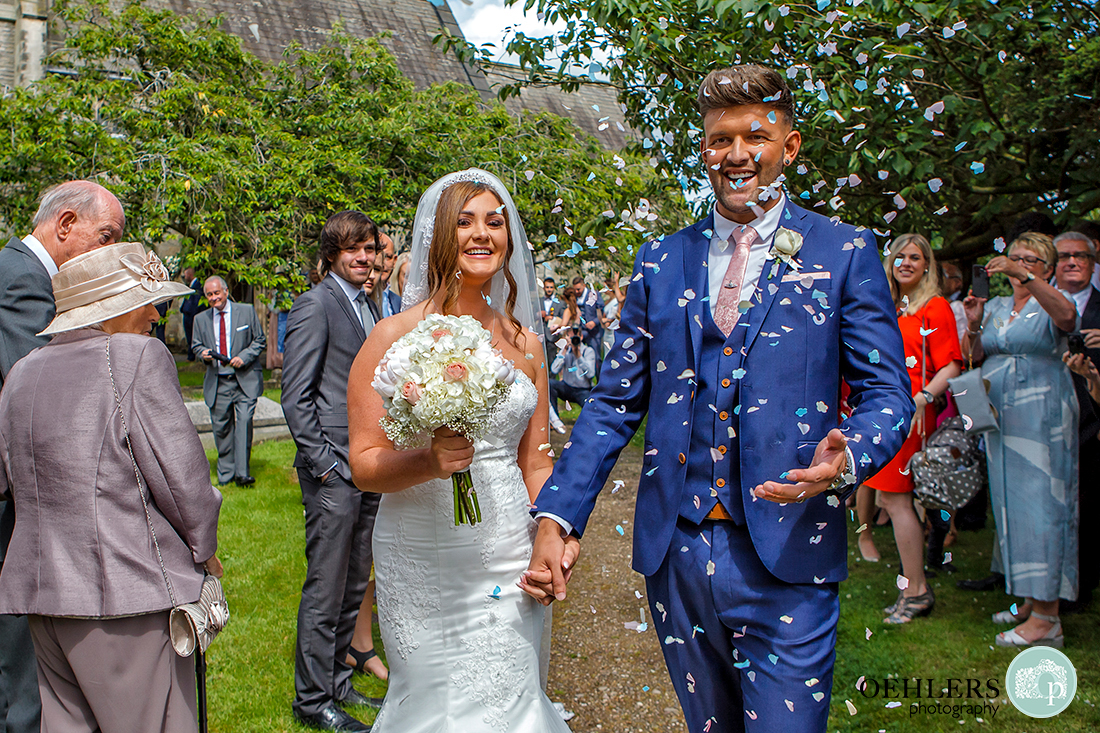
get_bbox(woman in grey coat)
[0,242,222,733]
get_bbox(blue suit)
[538,201,911,731]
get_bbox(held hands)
[201,348,213,362]
[752,428,848,504]
[229,356,244,368]
[519,518,581,605]
[429,427,474,479]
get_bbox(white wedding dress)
[372,372,572,733]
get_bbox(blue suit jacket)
[537,201,912,584]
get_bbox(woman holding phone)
[962,232,1079,647]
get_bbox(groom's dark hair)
[697,65,795,126]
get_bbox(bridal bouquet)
[372,314,516,526]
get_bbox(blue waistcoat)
[679,306,748,524]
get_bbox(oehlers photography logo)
[856,675,1002,720]
[1005,647,1078,719]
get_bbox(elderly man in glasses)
[1055,230,1100,614]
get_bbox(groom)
[525,65,911,732]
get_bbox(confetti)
[896,574,910,590]
[846,699,858,715]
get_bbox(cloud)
[447,0,564,62]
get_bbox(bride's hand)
[428,427,474,479]
[520,519,579,605]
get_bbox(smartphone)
[1068,333,1086,356]
[971,264,990,299]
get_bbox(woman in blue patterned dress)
[961,232,1079,647]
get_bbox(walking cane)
[197,648,209,733]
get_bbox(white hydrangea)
[372,314,515,447]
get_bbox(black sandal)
[347,647,378,674]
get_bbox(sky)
[442,0,562,64]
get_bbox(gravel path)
[545,426,689,733]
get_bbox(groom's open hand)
[752,428,848,504]
[519,518,580,605]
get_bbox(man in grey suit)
[283,211,382,733]
[191,276,266,486]
[0,180,125,733]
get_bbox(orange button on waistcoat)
[723,347,733,356]
[721,378,731,388]
[719,411,729,421]
[718,445,727,454]
[678,453,686,464]
[716,478,726,488]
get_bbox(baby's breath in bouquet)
[372,314,516,526]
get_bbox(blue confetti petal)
[868,349,880,364]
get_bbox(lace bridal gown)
[371,372,572,733]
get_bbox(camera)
[570,335,581,346]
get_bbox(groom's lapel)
[743,200,814,353]
[681,214,715,372]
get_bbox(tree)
[447,0,1100,259]
[0,0,689,291]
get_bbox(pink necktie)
[713,226,757,336]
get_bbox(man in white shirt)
[0,180,125,733]
[1054,230,1099,612]
[282,211,383,732]
[192,276,267,486]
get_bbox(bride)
[347,169,578,732]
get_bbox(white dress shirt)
[707,194,786,316]
[1067,287,1092,318]
[330,272,372,328]
[21,234,59,277]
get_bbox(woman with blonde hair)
[963,232,1078,647]
[859,233,963,623]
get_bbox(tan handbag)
[106,337,229,657]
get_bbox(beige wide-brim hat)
[39,242,193,336]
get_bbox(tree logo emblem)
[1005,647,1077,718]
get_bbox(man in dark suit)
[0,180,125,733]
[540,277,564,327]
[191,276,266,486]
[179,266,205,359]
[283,211,383,733]
[571,275,604,355]
[376,232,402,319]
[1055,231,1100,611]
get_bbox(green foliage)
[454,0,1100,260]
[0,0,689,289]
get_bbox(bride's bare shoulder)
[366,302,431,351]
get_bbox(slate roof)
[147,0,632,147]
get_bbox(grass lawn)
[205,437,1099,732]
[176,358,281,402]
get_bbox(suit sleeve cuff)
[534,512,574,537]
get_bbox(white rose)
[772,227,804,259]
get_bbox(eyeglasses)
[1056,252,1096,263]
[1007,255,1046,265]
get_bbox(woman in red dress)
[860,234,963,624]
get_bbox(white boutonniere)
[770,227,803,270]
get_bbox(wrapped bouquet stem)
[373,314,516,526]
